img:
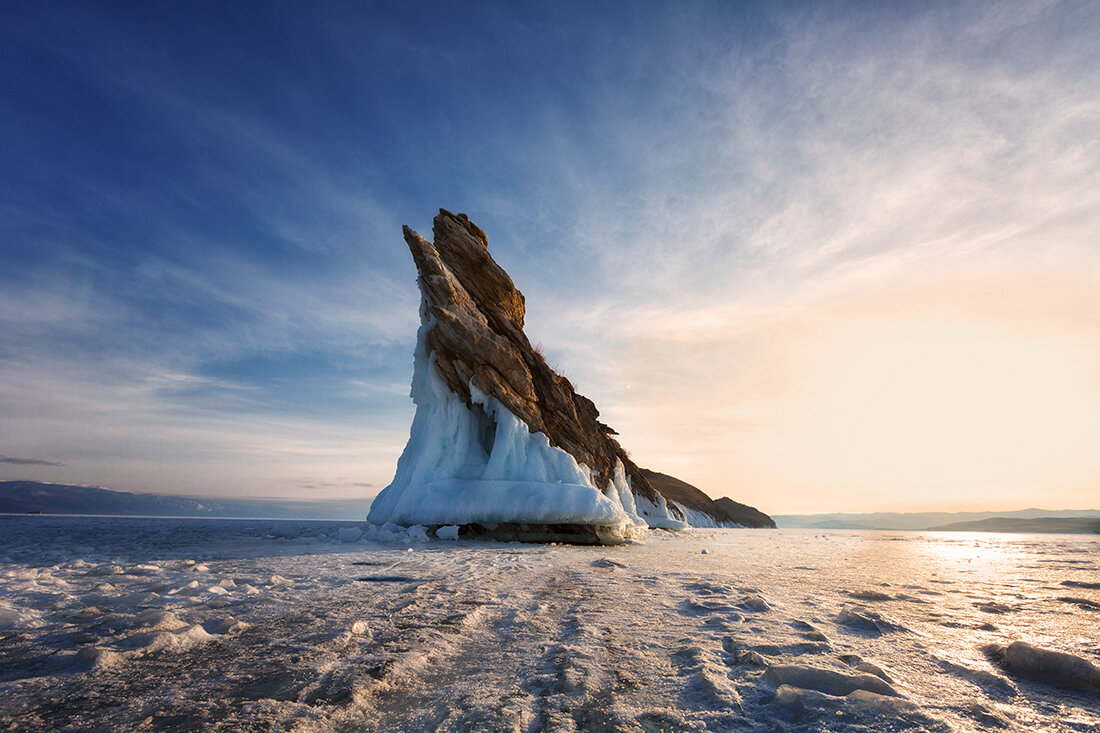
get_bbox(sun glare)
[766,313,1100,506]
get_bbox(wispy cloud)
[2,1,1097,510]
[514,0,1100,375]
[0,349,410,499]
[478,1,1100,512]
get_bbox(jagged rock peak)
[403,209,657,502]
[368,209,772,540]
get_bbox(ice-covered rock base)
[366,309,660,540]
[367,210,758,541]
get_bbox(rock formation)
[642,470,776,528]
[367,209,773,543]
[712,496,776,529]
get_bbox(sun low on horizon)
[2,0,1099,518]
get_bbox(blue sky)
[3,1,1099,513]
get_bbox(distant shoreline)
[0,512,360,522]
[776,507,1100,532]
[0,480,370,521]
[928,516,1100,534]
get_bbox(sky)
[2,0,1098,515]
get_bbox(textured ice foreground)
[1,517,1098,731]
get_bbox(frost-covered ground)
[1,517,1097,731]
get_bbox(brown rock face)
[402,209,771,530]
[712,496,777,529]
[405,209,662,505]
[641,470,775,528]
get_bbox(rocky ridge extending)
[372,209,772,540]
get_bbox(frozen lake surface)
[1,516,1097,731]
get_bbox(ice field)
[1,516,1098,731]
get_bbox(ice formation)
[366,327,643,534]
[987,641,1100,691]
[367,210,770,542]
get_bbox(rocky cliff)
[368,209,769,542]
[712,496,777,529]
[403,210,649,502]
[641,470,775,528]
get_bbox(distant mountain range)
[929,517,1100,534]
[0,481,371,520]
[775,508,1100,532]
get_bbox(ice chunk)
[773,684,919,718]
[738,594,771,612]
[0,602,40,629]
[837,606,907,635]
[129,610,187,631]
[853,661,894,684]
[77,645,125,668]
[723,639,767,667]
[975,601,1014,614]
[70,606,104,621]
[845,689,921,715]
[987,641,1100,691]
[205,617,249,634]
[141,624,214,653]
[1057,596,1100,611]
[337,526,363,543]
[86,564,124,577]
[764,664,901,697]
[435,525,460,540]
[849,589,892,601]
[173,580,204,597]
